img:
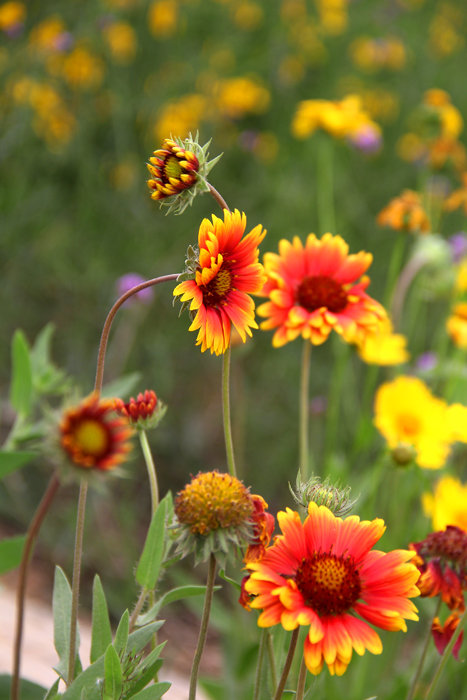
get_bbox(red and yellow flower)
[60,393,133,471]
[174,209,266,355]
[245,502,420,676]
[257,233,387,347]
[147,137,199,202]
[114,389,166,430]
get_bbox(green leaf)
[44,677,61,699]
[30,323,70,396]
[0,450,36,479]
[101,372,142,400]
[124,643,166,695]
[136,585,220,626]
[135,497,167,589]
[52,566,80,681]
[0,534,26,574]
[129,683,171,700]
[113,610,129,657]
[60,655,105,700]
[103,645,122,700]
[10,330,33,416]
[90,575,112,663]
[127,621,164,656]
[0,675,47,700]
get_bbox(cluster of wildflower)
[374,376,467,469]
[350,36,406,72]
[377,190,430,234]
[292,94,382,152]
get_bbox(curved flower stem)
[296,656,308,700]
[11,472,61,700]
[222,346,237,478]
[129,586,149,631]
[94,273,180,394]
[390,254,427,329]
[253,629,268,700]
[67,479,88,686]
[207,183,230,213]
[406,599,442,700]
[299,340,312,480]
[139,429,159,517]
[189,554,217,700]
[424,609,466,700]
[273,628,300,700]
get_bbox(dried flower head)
[114,390,166,430]
[147,134,221,215]
[59,393,133,472]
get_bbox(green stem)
[323,341,348,467]
[129,586,149,631]
[267,630,278,692]
[273,628,299,700]
[222,346,237,477]
[253,629,268,700]
[207,183,230,213]
[67,479,88,686]
[299,340,312,480]
[296,656,307,700]
[383,234,408,310]
[316,133,336,234]
[406,598,442,700]
[390,254,427,329]
[94,273,180,394]
[189,554,217,700]
[138,430,159,517]
[424,609,466,700]
[11,473,61,700]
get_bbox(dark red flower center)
[296,275,348,313]
[203,268,233,306]
[295,552,361,615]
[414,526,467,573]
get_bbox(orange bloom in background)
[60,393,133,470]
[432,613,464,660]
[173,209,266,355]
[257,233,387,347]
[444,172,467,214]
[446,302,467,349]
[377,190,430,234]
[245,502,419,676]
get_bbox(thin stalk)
[296,656,307,700]
[273,628,300,700]
[94,273,180,394]
[11,472,61,700]
[390,255,427,329]
[138,430,159,516]
[316,134,335,234]
[129,586,149,631]
[299,340,312,479]
[207,183,230,213]
[67,479,88,686]
[267,630,278,691]
[406,599,442,700]
[222,346,237,477]
[383,234,408,309]
[189,554,217,700]
[424,609,466,700]
[253,629,268,700]
[323,341,348,467]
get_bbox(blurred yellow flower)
[446,303,467,349]
[374,376,463,469]
[357,319,409,366]
[423,89,463,140]
[377,190,430,234]
[103,21,136,63]
[0,1,25,32]
[316,0,348,36]
[148,0,178,37]
[153,94,207,143]
[61,46,104,89]
[233,2,263,30]
[422,476,467,531]
[215,77,270,119]
[454,257,467,292]
[278,55,306,86]
[292,94,380,142]
[429,12,464,57]
[350,36,406,72]
[28,16,68,53]
[444,172,467,215]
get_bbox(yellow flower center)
[295,552,361,615]
[175,471,254,535]
[164,155,183,180]
[73,419,109,457]
[396,412,421,439]
[204,268,233,306]
[296,275,348,313]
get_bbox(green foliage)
[52,566,82,681]
[0,533,26,575]
[0,450,36,479]
[135,493,170,590]
[10,330,33,418]
[90,575,113,664]
[0,675,46,700]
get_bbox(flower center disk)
[296,275,348,313]
[73,419,109,458]
[204,268,233,305]
[295,552,361,615]
[164,155,183,180]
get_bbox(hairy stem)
[67,479,88,685]
[11,473,60,700]
[296,656,308,700]
[94,273,180,394]
[274,628,299,700]
[253,629,268,700]
[139,430,159,517]
[189,554,217,700]
[207,183,230,213]
[129,586,149,632]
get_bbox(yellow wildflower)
[446,303,467,349]
[28,16,68,53]
[444,173,467,215]
[455,258,467,292]
[153,94,207,143]
[103,21,136,63]
[0,1,25,33]
[422,476,467,531]
[233,2,263,30]
[377,190,430,234]
[292,94,380,142]
[215,77,270,119]
[61,46,104,89]
[357,319,409,366]
[148,0,178,37]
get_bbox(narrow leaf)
[52,566,80,680]
[43,677,61,699]
[10,330,33,416]
[103,645,122,700]
[0,534,26,575]
[136,498,167,589]
[90,575,112,663]
[137,585,220,626]
[113,610,129,657]
[60,655,105,700]
[125,643,166,694]
[0,451,36,479]
[130,683,171,700]
[127,621,164,656]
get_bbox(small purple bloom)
[116,273,154,305]
[448,232,467,263]
[415,352,438,373]
[53,32,74,52]
[349,125,382,154]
